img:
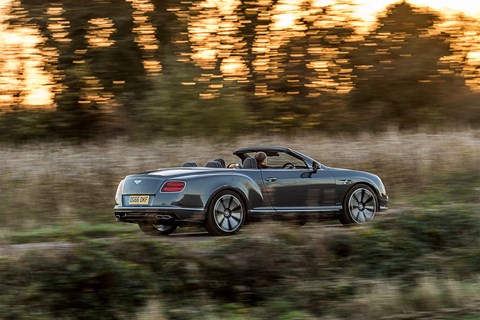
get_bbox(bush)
[337,206,480,280]
[0,110,53,142]
[0,207,479,319]
[0,241,152,320]
[133,64,248,139]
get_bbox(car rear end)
[114,171,207,226]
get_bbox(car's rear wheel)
[205,190,246,236]
[340,184,378,225]
[138,223,177,235]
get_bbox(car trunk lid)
[123,175,165,195]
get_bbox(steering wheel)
[282,162,295,169]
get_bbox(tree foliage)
[1,0,479,140]
[134,62,248,138]
[349,2,475,130]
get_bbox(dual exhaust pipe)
[114,213,173,221]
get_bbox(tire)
[205,190,246,236]
[340,184,378,225]
[138,223,177,235]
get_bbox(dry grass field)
[0,130,479,320]
[0,130,479,231]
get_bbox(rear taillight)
[115,179,125,205]
[161,181,185,192]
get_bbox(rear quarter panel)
[157,170,267,212]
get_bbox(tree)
[12,0,149,138]
[349,1,470,129]
[243,0,358,131]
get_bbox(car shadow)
[170,231,210,237]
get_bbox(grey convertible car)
[114,146,388,236]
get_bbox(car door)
[238,168,276,213]
[260,156,336,213]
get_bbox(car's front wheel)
[205,190,246,236]
[340,184,378,225]
[138,223,177,235]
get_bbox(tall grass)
[0,130,479,231]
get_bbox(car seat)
[205,161,223,168]
[242,157,258,169]
[213,158,226,168]
[182,162,198,167]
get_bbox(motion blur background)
[0,0,479,139]
[0,1,480,319]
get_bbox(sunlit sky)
[1,0,480,18]
[1,0,480,106]
[354,0,480,21]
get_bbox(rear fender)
[190,173,265,212]
[211,175,269,210]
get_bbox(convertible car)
[114,146,388,236]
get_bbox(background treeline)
[1,0,480,141]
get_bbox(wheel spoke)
[360,190,366,202]
[220,198,227,211]
[221,217,230,230]
[227,196,234,210]
[350,202,358,212]
[367,192,373,204]
[365,198,375,208]
[353,211,361,222]
[363,210,374,220]
[231,212,241,222]
[359,211,367,222]
[215,212,225,225]
[230,218,239,229]
[215,206,225,218]
[227,218,232,230]
[353,193,361,204]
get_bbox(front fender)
[328,168,388,206]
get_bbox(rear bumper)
[114,206,206,225]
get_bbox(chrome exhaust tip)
[156,214,172,220]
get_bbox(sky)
[2,0,480,21]
[354,0,480,21]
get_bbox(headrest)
[242,157,258,169]
[205,161,222,168]
[213,158,226,168]
[182,162,197,167]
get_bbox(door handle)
[265,177,277,182]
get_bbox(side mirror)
[312,161,320,173]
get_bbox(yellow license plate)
[129,195,150,205]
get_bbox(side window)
[268,153,306,169]
[246,152,307,169]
